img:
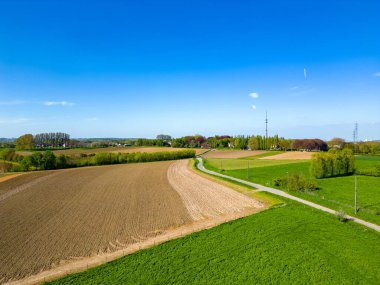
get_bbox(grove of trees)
[311,149,355,178]
[33,132,70,148]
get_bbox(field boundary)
[197,157,380,233]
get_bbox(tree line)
[5,149,195,172]
[15,133,71,150]
[155,135,329,151]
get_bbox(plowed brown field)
[168,160,263,220]
[0,160,262,284]
[0,162,191,283]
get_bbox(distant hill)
[0,138,16,142]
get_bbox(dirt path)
[197,157,380,233]
[167,160,263,220]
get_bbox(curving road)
[196,157,380,233]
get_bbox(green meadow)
[203,155,380,225]
[48,199,380,285]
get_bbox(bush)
[272,177,287,187]
[56,154,68,168]
[336,209,348,222]
[272,173,317,192]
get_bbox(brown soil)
[0,174,23,183]
[203,150,266,159]
[259,151,313,160]
[4,159,264,285]
[1,159,264,284]
[0,161,191,283]
[167,160,263,220]
[0,172,52,196]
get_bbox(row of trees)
[19,151,68,171]
[92,150,195,166]
[169,135,328,151]
[15,133,71,150]
[311,149,355,178]
[9,150,195,172]
[327,138,380,154]
[34,132,70,148]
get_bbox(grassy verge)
[190,158,283,208]
[47,201,380,285]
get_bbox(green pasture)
[203,155,380,225]
[48,200,380,285]
[205,157,306,170]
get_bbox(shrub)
[42,151,57,170]
[272,173,317,192]
[272,177,287,187]
[336,209,348,222]
[56,154,68,169]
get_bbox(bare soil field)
[259,151,313,160]
[0,172,51,196]
[0,161,191,283]
[203,150,266,159]
[0,159,262,284]
[167,160,263,220]
[0,174,23,183]
[17,147,206,157]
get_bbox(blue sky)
[1,0,379,140]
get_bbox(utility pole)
[265,111,268,150]
[353,122,358,214]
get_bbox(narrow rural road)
[196,157,380,233]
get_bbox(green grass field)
[239,150,285,159]
[204,155,380,225]
[205,157,306,170]
[48,200,380,285]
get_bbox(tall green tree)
[15,134,34,150]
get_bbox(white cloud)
[304,68,307,79]
[43,101,74,107]
[374,72,380,77]
[249,92,259,99]
[251,105,257,109]
[289,86,299,91]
